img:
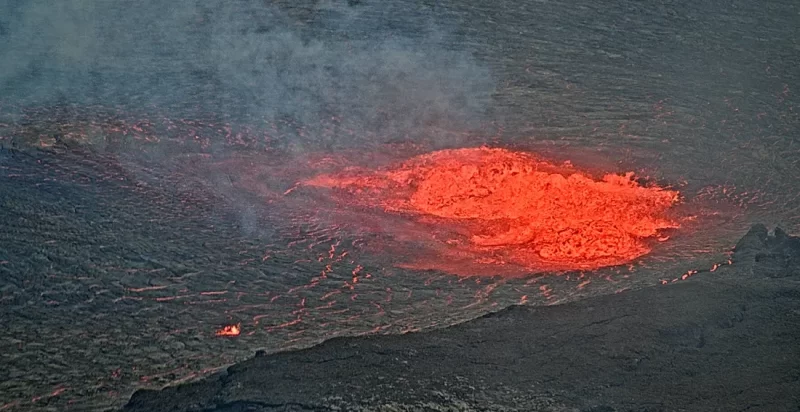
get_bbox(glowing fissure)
[304,147,680,273]
[215,324,241,337]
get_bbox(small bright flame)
[215,323,241,337]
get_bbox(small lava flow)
[302,147,681,276]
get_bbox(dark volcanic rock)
[124,225,800,412]
[735,224,800,278]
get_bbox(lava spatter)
[304,147,681,274]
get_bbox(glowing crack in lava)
[215,324,241,337]
[303,147,680,275]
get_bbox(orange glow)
[215,324,241,337]
[304,147,680,274]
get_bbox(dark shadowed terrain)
[123,225,800,411]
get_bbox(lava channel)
[301,147,681,276]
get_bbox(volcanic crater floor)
[123,224,800,412]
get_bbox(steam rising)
[0,0,495,149]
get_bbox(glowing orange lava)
[215,324,241,337]
[304,147,680,274]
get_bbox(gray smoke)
[0,0,496,149]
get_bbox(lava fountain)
[302,147,681,276]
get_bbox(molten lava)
[215,324,241,337]
[304,147,680,274]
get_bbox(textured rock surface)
[123,225,800,412]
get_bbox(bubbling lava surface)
[303,147,681,275]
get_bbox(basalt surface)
[123,224,800,412]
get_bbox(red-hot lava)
[215,324,241,337]
[303,147,680,275]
